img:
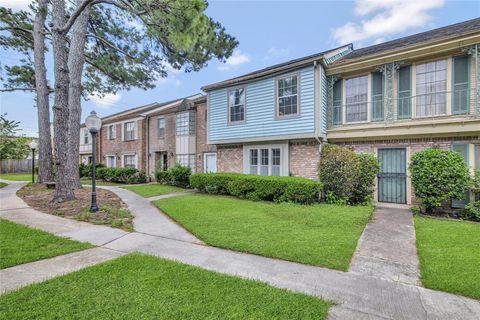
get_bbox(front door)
[204,153,217,173]
[451,144,470,208]
[378,148,407,204]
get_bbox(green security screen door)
[378,148,407,204]
[451,144,469,208]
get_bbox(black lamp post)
[85,111,102,212]
[28,141,38,184]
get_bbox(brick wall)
[289,140,321,180]
[217,145,243,173]
[147,113,176,176]
[100,119,146,171]
[195,102,216,173]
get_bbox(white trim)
[102,116,144,128]
[106,154,117,168]
[203,152,217,173]
[242,143,289,176]
[122,153,138,169]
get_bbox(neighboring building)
[203,18,480,206]
[90,94,215,179]
[202,44,353,180]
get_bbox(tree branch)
[86,33,136,59]
[0,87,36,92]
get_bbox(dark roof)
[336,18,480,63]
[201,44,352,91]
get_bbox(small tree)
[350,153,380,205]
[0,114,30,159]
[410,148,470,213]
[318,144,359,202]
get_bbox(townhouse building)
[80,94,215,177]
[202,18,480,206]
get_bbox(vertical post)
[90,130,98,212]
[31,149,35,184]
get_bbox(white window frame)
[106,155,117,168]
[243,143,289,176]
[83,129,90,145]
[227,87,246,124]
[276,73,300,118]
[157,117,165,139]
[124,121,136,141]
[122,154,137,169]
[203,152,217,173]
[108,125,116,140]
[175,154,196,173]
[414,58,448,118]
[344,74,369,124]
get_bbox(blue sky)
[0,0,479,136]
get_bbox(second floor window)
[332,80,342,125]
[453,55,469,115]
[228,88,245,122]
[124,121,135,141]
[415,59,447,117]
[158,118,165,138]
[176,111,196,136]
[108,125,116,140]
[83,130,89,144]
[345,75,368,123]
[277,75,298,117]
[398,66,412,119]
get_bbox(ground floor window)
[247,146,284,176]
[123,155,136,168]
[107,155,116,168]
[176,154,196,173]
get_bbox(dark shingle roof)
[201,44,353,91]
[336,18,480,63]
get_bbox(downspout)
[146,115,150,181]
[313,60,324,153]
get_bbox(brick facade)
[217,145,243,173]
[195,102,216,173]
[100,119,146,171]
[289,140,321,180]
[147,113,176,176]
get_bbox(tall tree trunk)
[33,0,54,183]
[51,0,74,202]
[66,0,90,189]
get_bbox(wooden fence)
[0,159,34,173]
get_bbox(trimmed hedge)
[79,163,104,178]
[96,167,147,184]
[155,164,192,188]
[190,173,322,204]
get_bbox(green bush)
[318,145,379,205]
[351,153,380,205]
[96,167,147,184]
[410,148,470,213]
[461,200,480,222]
[155,164,192,188]
[79,163,104,178]
[190,173,322,204]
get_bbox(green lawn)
[415,216,480,300]
[0,219,93,269]
[0,182,7,188]
[155,194,372,271]
[0,173,31,181]
[122,183,185,197]
[0,253,331,319]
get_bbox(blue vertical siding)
[208,66,316,142]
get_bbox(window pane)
[277,75,298,116]
[345,76,368,122]
[271,148,281,176]
[453,56,469,114]
[415,60,447,117]
[125,122,135,140]
[229,89,246,122]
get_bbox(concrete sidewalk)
[1,182,479,319]
[349,207,421,285]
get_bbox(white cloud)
[218,50,250,71]
[332,0,445,45]
[264,47,290,60]
[0,0,31,11]
[88,93,122,109]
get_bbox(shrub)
[190,173,322,204]
[410,148,470,213]
[155,164,192,188]
[318,145,379,205]
[96,167,147,184]
[318,144,359,201]
[461,200,480,222]
[350,153,380,205]
[79,163,104,178]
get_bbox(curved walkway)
[1,182,479,320]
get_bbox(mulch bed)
[17,184,133,231]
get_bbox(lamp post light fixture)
[85,111,102,212]
[28,140,38,184]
